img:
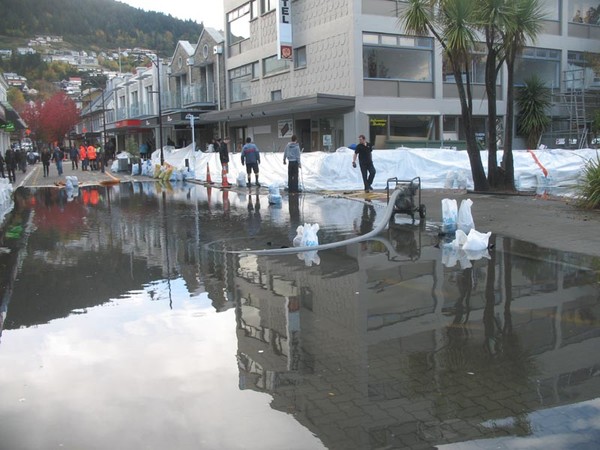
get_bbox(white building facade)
[197,0,600,152]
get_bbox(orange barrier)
[206,164,213,184]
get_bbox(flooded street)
[0,182,599,450]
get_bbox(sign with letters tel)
[277,0,293,60]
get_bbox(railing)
[182,83,214,105]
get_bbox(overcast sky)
[118,0,224,30]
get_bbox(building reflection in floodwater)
[0,182,599,449]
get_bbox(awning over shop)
[0,101,27,130]
[196,93,355,123]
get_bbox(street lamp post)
[155,54,164,166]
[185,114,199,152]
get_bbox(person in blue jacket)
[241,137,261,187]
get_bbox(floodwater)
[0,182,599,450]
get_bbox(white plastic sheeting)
[174,146,598,195]
[0,178,14,225]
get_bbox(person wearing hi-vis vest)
[87,143,97,171]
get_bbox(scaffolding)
[542,68,600,149]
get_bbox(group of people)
[236,133,376,193]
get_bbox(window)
[540,0,560,21]
[362,33,433,81]
[569,0,600,24]
[567,51,600,88]
[263,55,290,76]
[261,0,276,13]
[514,47,561,88]
[271,90,282,101]
[227,1,257,45]
[442,43,500,85]
[294,46,307,68]
[229,62,257,102]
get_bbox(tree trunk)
[453,60,489,191]
[485,37,499,189]
[502,51,517,191]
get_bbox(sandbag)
[457,199,474,233]
[441,198,458,233]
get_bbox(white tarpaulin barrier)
[187,147,598,196]
[0,147,596,226]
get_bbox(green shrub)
[577,152,600,209]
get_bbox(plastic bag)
[441,198,458,233]
[293,223,320,266]
[293,225,304,247]
[457,199,474,233]
[237,172,247,187]
[462,229,491,251]
[268,187,282,207]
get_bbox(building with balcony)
[194,0,600,153]
[74,0,600,158]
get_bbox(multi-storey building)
[201,0,600,153]
[78,0,600,155]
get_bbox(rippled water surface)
[0,182,599,450]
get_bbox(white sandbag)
[441,198,458,233]
[457,198,475,233]
[462,229,492,251]
[237,172,247,187]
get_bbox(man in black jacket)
[352,134,376,192]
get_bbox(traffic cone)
[221,167,231,188]
[206,163,213,184]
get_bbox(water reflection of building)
[222,230,600,449]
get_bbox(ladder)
[563,69,588,149]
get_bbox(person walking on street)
[219,137,229,177]
[0,152,5,179]
[87,143,97,171]
[241,137,261,187]
[96,143,105,173]
[5,148,16,183]
[41,147,51,177]
[69,146,79,170]
[283,135,302,193]
[79,144,88,171]
[52,145,64,176]
[352,134,376,192]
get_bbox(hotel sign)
[276,0,293,60]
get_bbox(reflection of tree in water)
[413,237,539,429]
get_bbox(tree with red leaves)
[18,92,80,146]
[39,92,80,145]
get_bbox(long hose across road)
[205,188,407,256]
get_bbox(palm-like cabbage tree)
[516,75,551,148]
[501,0,545,189]
[400,0,490,191]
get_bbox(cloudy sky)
[118,0,224,30]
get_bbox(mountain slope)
[0,0,202,55]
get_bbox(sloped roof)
[202,27,224,44]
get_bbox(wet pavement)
[0,165,599,449]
